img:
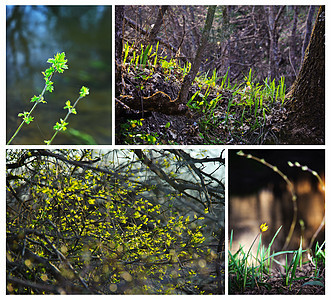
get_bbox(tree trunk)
[301,6,316,64]
[148,6,168,43]
[282,6,325,144]
[177,5,216,104]
[289,6,298,81]
[264,6,285,80]
[115,6,124,97]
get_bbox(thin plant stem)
[7,74,54,145]
[288,160,325,250]
[246,232,261,260]
[47,95,83,145]
[308,216,325,250]
[237,151,297,250]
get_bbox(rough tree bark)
[282,6,325,144]
[177,5,216,103]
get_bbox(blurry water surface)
[6,5,111,145]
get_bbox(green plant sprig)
[44,86,89,145]
[7,52,68,145]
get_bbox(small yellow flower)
[246,81,251,86]
[260,223,268,232]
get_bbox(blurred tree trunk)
[289,6,298,82]
[148,6,168,42]
[264,6,285,80]
[177,5,216,103]
[188,6,199,55]
[115,6,124,97]
[215,6,232,77]
[301,6,316,64]
[282,6,325,144]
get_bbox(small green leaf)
[47,58,55,64]
[301,281,324,288]
[80,86,89,97]
[30,95,40,103]
[48,52,68,73]
[18,112,34,124]
[24,116,34,124]
[64,101,77,114]
[42,67,55,78]
[64,100,72,109]
[54,119,69,131]
[38,96,46,104]
[46,84,54,93]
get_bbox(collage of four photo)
[5,3,326,296]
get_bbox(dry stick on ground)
[117,92,187,115]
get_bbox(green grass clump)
[229,225,325,294]
[187,68,287,143]
[229,224,282,292]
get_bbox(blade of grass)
[289,237,303,288]
[123,41,130,65]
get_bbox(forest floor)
[115,45,289,145]
[229,261,325,295]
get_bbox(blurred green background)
[6,6,112,145]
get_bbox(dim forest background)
[6,149,225,294]
[115,5,324,145]
[124,5,315,86]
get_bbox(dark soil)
[229,262,325,295]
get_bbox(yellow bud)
[260,223,268,232]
